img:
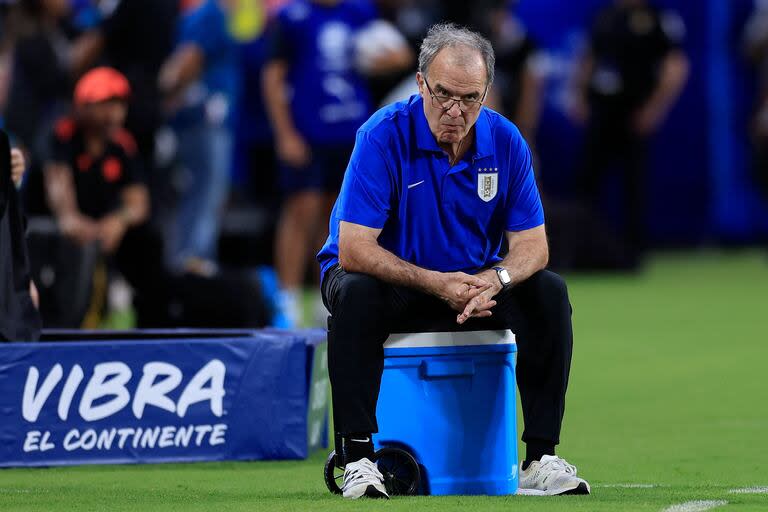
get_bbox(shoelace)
[345,459,384,486]
[540,456,577,475]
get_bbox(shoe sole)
[518,482,591,496]
[364,485,389,499]
[559,482,591,495]
[343,484,389,500]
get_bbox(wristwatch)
[492,266,512,289]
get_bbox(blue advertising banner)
[0,330,328,467]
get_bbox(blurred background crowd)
[1,0,766,332]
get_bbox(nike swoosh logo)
[350,437,370,443]
[407,180,425,189]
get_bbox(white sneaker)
[342,458,389,499]
[518,455,591,496]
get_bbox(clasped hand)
[60,212,127,254]
[432,271,503,325]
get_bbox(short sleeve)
[99,0,129,47]
[505,134,544,231]
[111,130,143,185]
[355,1,378,25]
[646,9,685,61]
[179,2,227,58]
[120,151,143,187]
[265,12,294,62]
[335,130,394,229]
[659,10,686,50]
[587,9,607,52]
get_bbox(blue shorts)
[279,144,354,195]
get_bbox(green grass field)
[1,251,767,511]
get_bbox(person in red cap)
[73,67,132,107]
[39,67,272,329]
[43,66,149,255]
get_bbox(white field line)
[598,483,657,488]
[662,500,728,512]
[728,486,768,494]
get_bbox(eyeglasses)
[424,78,488,113]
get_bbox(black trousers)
[577,109,649,261]
[322,265,574,448]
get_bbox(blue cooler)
[374,330,518,495]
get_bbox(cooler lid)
[384,330,516,356]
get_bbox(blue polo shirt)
[317,95,545,281]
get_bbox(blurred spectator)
[233,1,283,207]
[487,1,544,144]
[392,0,507,40]
[351,0,414,107]
[159,0,239,276]
[1,128,41,341]
[379,1,526,110]
[390,0,438,51]
[744,0,768,198]
[70,0,179,212]
[570,0,689,266]
[40,66,270,328]
[262,0,412,326]
[3,0,73,155]
[40,66,159,325]
[42,67,150,274]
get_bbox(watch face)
[498,268,511,285]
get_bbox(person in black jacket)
[0,129,42,341]
[744,0,768,198]
[570,0,689,266]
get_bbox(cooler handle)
[419,360,475,379]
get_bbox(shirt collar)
[473,108,494,159]
[412,95,442,153]
[411,95,494,160]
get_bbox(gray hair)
[418,23,496,85]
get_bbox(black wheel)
[373,447,421,496]
[324,450,344,495]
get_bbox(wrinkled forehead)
[425,46,488,94]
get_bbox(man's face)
[80,100,128,136]
[417,47,488,147]
[43,0,70,18]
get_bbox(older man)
[317,23,590,499]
